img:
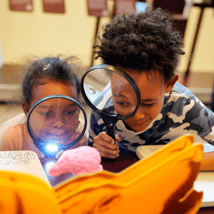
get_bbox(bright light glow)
[44,160,56,173]
[45,141,59,153]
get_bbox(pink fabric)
[48,146,103,176]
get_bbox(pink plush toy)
[48,146,103,176]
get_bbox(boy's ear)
[165,75,178,93]
[22,102,30,117]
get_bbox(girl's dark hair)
[94,8,185,82]
[22,56,82,104]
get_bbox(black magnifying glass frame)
[81,64,141,141]
[27,94,87,158]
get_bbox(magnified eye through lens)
[27,95,87,157]
[81,64,140,140]
[111,72,138,116]
[82,65,139,118]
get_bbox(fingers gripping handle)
[100,113,118,142]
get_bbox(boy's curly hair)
[94,8,185,82]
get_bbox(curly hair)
[22,55,81,104]
[94,8,185,82]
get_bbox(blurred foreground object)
[48,146,103,176]
[0,171,60,214]
[55,134,203,214]
[0,135,203,213]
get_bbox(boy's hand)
[93,132,121,159]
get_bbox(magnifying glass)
[27,95,87,158]
[80,64,141,141]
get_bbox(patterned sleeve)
[166,83,214,144]
[184,97,214,144]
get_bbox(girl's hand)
[55,150,64,159]
[93,132,121,159]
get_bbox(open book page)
[0,150,51,187]
[136,145,165,159]
[194,172,214,207]
[136,142,214,160]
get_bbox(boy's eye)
[142,103,155,107]
[115,101,130,107]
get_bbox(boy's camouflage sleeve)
[164,83,214,144]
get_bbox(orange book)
[0,134,204,214]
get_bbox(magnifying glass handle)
[106,124,116,141]
[100,113,118,142]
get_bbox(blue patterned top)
[88,82,214,152]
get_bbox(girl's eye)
[40,112,52,117]
[64,110,77,115]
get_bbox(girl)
[0,56,87,158]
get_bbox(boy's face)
[112,67,178,132]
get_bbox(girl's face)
[22,80,80,144]
[111,67,178,132]
[29,80,77,106]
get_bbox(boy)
[88,8,214,170]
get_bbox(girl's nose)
[53,120,64,128]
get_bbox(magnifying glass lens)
[28,97,87,157]
[81,65,140,141]
[83,68,138,118]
